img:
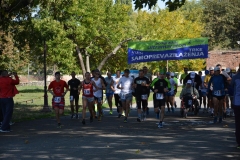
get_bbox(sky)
[132,0,166,10]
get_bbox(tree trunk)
[97,38,132,70]
[86,54,90,72]
[76,46,86,77]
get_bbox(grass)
[12,86,182,122]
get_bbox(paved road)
[0,98,239,160]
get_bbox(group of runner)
[47,64,237,128]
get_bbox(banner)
[128,37,208,64]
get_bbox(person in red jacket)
[48,72,69,128]
[0,70,19,132]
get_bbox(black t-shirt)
[183,73,202,90]
[151,79,168,94]
[68,78,81,95]
[134,76,150,95]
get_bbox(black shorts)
[70,94,79,102]
[207,91,213,99]
[154,99,165,108]
[213,96,225,101]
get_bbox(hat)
[166,72,170,75]
[190,72,195,79]
[170,72,174,76]
[225,68,231,73]
[209,67,214,70]
[187,80,192,84]
[214,67,220,71]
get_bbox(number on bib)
[70,96,73,101]
[84,89,90,95]
[54,97,61,103]
[156,93,163,100]
[141,94,148,100]
[214,90,221,96]
[188,100,192,106]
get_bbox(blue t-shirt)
[207,74,227,96]
[230,72,240,106]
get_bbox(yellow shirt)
[204,74,211,84]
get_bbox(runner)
[165,72,175,113]
[48,72,69,128]
[92,70,106,121]
[180,67,189,87]
[170,72,178,108]
[204,67,214,116]
[150,71,168,128]
[81,72,99,125]
[230,66,240,149]
[68,71,81,119]
[143,66,152,115]
[113,70,122,113]
[105,72,114,115]
[134,70,150,122]
[117,69,133,123]
[200,70,208,112]
[207,67,228,123]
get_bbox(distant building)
[206,50,240,70]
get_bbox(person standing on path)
[48,72,69,128]
[68,71,81,119]
[230,66,240,149]
[0,70,19,132]
[180,67,189,87]
[143,66,152,115]
[105,72,114,115]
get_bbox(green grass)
[12,86,182,122]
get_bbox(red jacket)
[0,76,19,98]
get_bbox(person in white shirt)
[117,69,133,123]
[113,70,122,113]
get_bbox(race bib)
[84,89,90,95]
[156,93,164,100]
[120,93,126,100]
[214,90,221,96]
[54,97,61,103]
[141,94,148,100]
[70,96,73,101]
[188,100,192,105]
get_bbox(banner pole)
[167,60,169,72]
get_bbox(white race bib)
[70,96,73,101]
[54,97,61,103]
[84,89,90,95]
[141,94,148,100]
[214,90,221,96]
[156,93,164,100]
[188,100,192,105]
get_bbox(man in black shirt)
[150,72,168,128]
[68,71,81,119]
[134,70,150,122]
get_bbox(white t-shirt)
[113,76,121,94]
[118,76,133,94]
[92,78,102,98]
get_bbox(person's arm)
[117,78,123,89]
[100,79,106,90]
[62,81,69,96]
[180,74,183,84]
[110,79,115,91]
[194,88,199,98]
[78,80,82,94]
[48,82,55,96]
[180,88,185,99]
[11,73,20,85]
[207,77,213,94]
[150,78,158,87]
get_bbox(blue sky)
[132,0,166,10]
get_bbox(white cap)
[209,67,214,70]
[170,72,174,76]
[190,72,195,79]
[214,67,220,71]
[225,68,231,73]
[187,80,192,84]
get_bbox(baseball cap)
[209,67,214,70]
[170,72,174,76]
[187,80,192,84]
[225,68,231,73]
[214,67,220,71]
[166,72,170,75]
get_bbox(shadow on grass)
[18,88,44,93]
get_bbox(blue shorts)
[201,91,207,96]
[120,93,132,102]
[106,92,114,98]
[165,89,174,97]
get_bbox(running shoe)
[109,110,113,115]
[82,119,86,125]
[57,123,62,128]
[124,117,127,123]
[171,107,174,113]
[75,114,79,119]
[213,116,217,124]
[9,121,15,126]
[71,114,75,119]
[137,118,141,122]
[118,114,121,118]
[90,116,93,123]
[0,129,10,133]
[158,122,163,128]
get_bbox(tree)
[201,0,240,50]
